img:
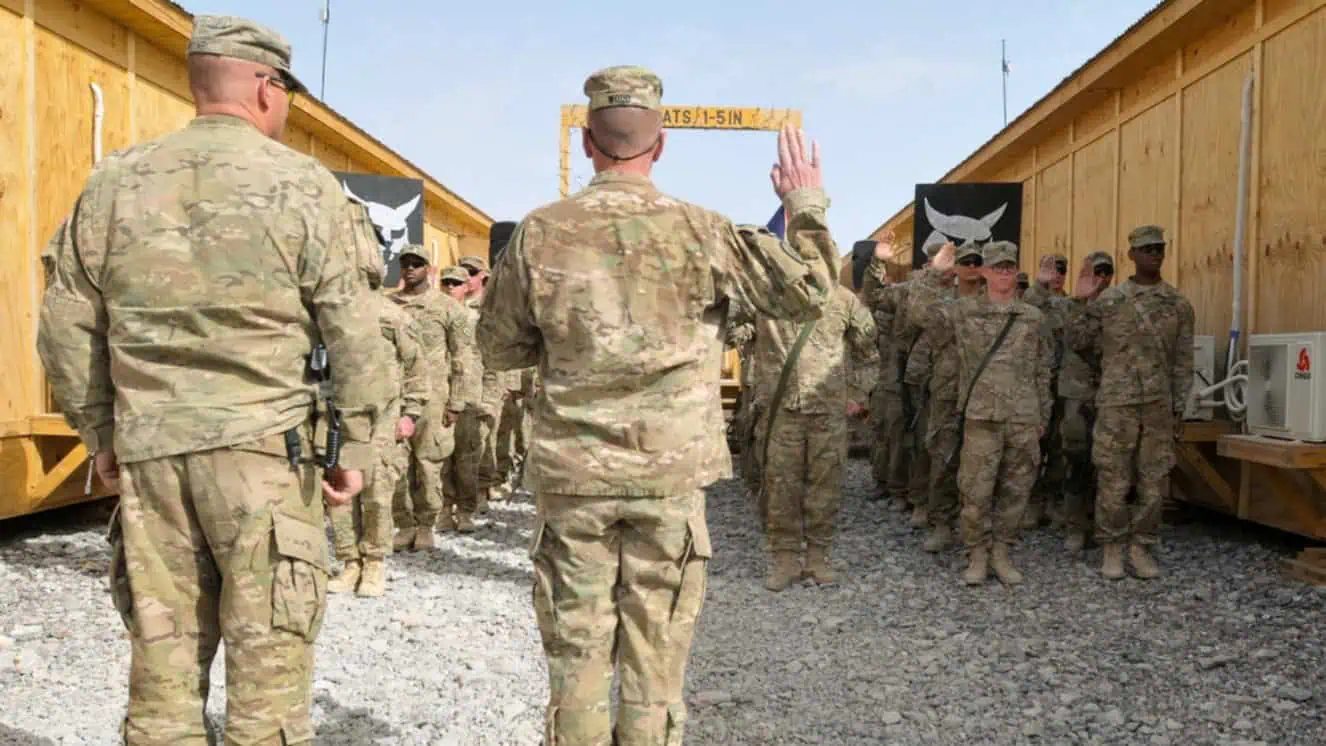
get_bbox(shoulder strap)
[960,311,1019,415]
[759,317,820,469]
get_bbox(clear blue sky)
[184,0,1159,243]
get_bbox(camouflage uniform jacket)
[374,294,429,430]
[391,287,480,416]
[1065,278,1196,413]
[914,276,1054,427]
[746,286,876,414]
[1025,284,1099,400]
[35,114,382,468]
[464,297,522,418]
[860,258,903,392]
[475,171,839,497]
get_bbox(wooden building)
[871,0,1326,541]
[0,0,493,519]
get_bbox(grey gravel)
[1,458,1324,745]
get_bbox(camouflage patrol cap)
[439,266,468,284]
[955,242,983,261]
[1087,251,1115,268]
[584,66,663,112]
[1128,224,1165,249]
[458,255,489,273]
[398,244,428,263]
[188,15,307,93]
[982,240,1019,267]
[1017,272,1029,283]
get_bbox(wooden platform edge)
[1283,548,1326,587]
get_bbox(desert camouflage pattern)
[583,64,664,111]
[1059,398,1098,531]
[187,14,306,92]
[860,259,909,499]
[36,114,382,469]
[1022,283,1075,523]
[957,421,1041,547]
[495,367,537,485]
[476,174,839,496]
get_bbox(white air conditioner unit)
[1246,332,1326,442]
[1184,335,1217,421]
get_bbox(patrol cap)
[458,255,489,274]
[1087,251,1115,268]
[398,244,428,264]
[188,15,307,93]
[439,266,468,284]
[982,240,1019,268]
[1128,224,1165,249]
[955,242,983,261]
[1017,271,1029,283]
[584,65,663,112]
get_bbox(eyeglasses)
[957,256,983,267]
[255,71,295,101]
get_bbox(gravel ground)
[1,458,1323,745]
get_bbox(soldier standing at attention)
[921,241,1053,586]
[476,66,839,745]
[1058,251,1115,553]
[391,248,478,548]
[1067,226,1195,579]
[1022,253,1071,529]
[328,216,430,597]
[752,285,875,589]
[36,15,380,744]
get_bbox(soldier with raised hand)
[1067,226,1195,580]
[920,241,1053,586]
[390,248,479,549]
[1022,253,1071,529]
[328,213,429,597]
[476,65,839,745]
[1058,251,1115,553]
[35,15,379,744]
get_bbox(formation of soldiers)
[30,9,1203,744]
[729,226,1196,588]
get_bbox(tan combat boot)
[963,546,989,586]
[909,505,929,529]
[392,529,415,552]
[328,559,361,594]
[923,524,953,553]
[1064,530,1087,554]
[414,525,435,550]
[1101,543,1125,580]
[357,558,386,597]
[765,551,802,592]
[437,511,457,533]
[456,512,476,534]
[1129,543,1160,579]
[805,545,837,586]
[990,543,1024,585]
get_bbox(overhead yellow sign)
[561,105,801,131]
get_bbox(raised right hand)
[770,123,822,199]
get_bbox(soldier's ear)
[652,130,666,163]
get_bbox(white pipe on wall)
[90,82,105,164]
[1229,68,1254,372]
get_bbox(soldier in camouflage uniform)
[476,66,839,745]
[390,250,480,548]
[1058,252,1115,552]
[327,214,429,597]
[494,367,536,494]
[725,317,761,496]
[918,242,1053,586]
[1016,271,1030,298]
[1021,253,1071,529]
[36,16,381,744]
[1067,225,1194,580]
[750,286,875,590]
[902,240,986,552]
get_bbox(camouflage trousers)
[1060,398,1097,531]
[442,410,492,515]
[530,491,711,746]
[331,438,407,561]
[761,410,846,552]
[495,396,529,485]
[1092,403,1175,546]
[957,420,1040,548]
[737,399,765,499]
[869,384,908,497]
[394,409,456,530]
[906,384,930,508]
[925,398,961,529]
[109,432,327,745]
[1029,397,1067,518]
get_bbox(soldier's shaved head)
[188,53,291,139]
[584,108,664,170]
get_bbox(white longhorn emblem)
[341,181,423,265]
[921,197,1008,253]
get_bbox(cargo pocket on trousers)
[106,503,135,635]
[528,518,561,640]
[667,513,712,629]
[271,512,329,641]
[664,702,688,746]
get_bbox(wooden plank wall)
[0,0,473,426]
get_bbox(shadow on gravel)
[0,724,54,746]
[398,542,534,586]
[311,692,400,745]
[0,500,114,579]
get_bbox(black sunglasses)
[1054,260,1068,274]
[957,256,983,267]
[1094,265,1115,277]
[1134,243,1165,255]
[464,266,481,276]
[441,279,465,287]
[400,260,427,270]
